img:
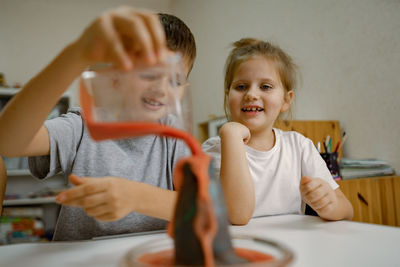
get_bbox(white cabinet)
[0,88,70,244]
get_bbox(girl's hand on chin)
[219,122,251,144]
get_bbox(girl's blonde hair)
[224,38,298,119]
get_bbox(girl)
[202,38,353,225]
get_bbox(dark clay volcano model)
[170,159,247,266]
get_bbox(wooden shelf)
[3,197,57,206]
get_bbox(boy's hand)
[219,122,251,144]
[56,174,135,221]
[300,176,339,219]
[75,6,167,70]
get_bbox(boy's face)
[130,50,190,122]
[91,50,190,123]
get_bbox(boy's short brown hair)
[158,13,196,74]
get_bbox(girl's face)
[228,57,293,133]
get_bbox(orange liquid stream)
[138,248,274,266]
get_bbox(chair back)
[274,120,342,157]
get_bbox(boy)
[0,6,196,241]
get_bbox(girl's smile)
[241,105,265,116]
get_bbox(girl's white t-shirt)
[202,128,339,217]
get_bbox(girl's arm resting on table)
[332,188,354,221]
[56,175,178,221]
[300,176,353,221]
[219,122,255,225]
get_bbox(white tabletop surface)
[1,214,399,267]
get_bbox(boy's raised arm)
[0,7,167,157]
[0,43,86,157]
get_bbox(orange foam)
[138,248,274,266]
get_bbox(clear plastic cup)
[119,235,294,267]
[80,54,192,132]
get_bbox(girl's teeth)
[242,107,263,111]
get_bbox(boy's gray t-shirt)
[29,108,190,241]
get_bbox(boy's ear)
[280,90,294,112]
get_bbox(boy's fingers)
[56,181,108,204]
[103,16,133,70]
[59,192,102,207]
[111,38,133,70]
[113,14,156,65]
[59,198,82,207]
[140,12,167,62]
[79,191,109,209]
[69,175,95,187]
[68,174,85,186]
[95,212,121,222]
[84,203,112,217]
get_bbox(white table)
[1,215,399,267]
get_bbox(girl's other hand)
[299,176,339,219]
[74,6,167,71]
[219,121,251,144]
